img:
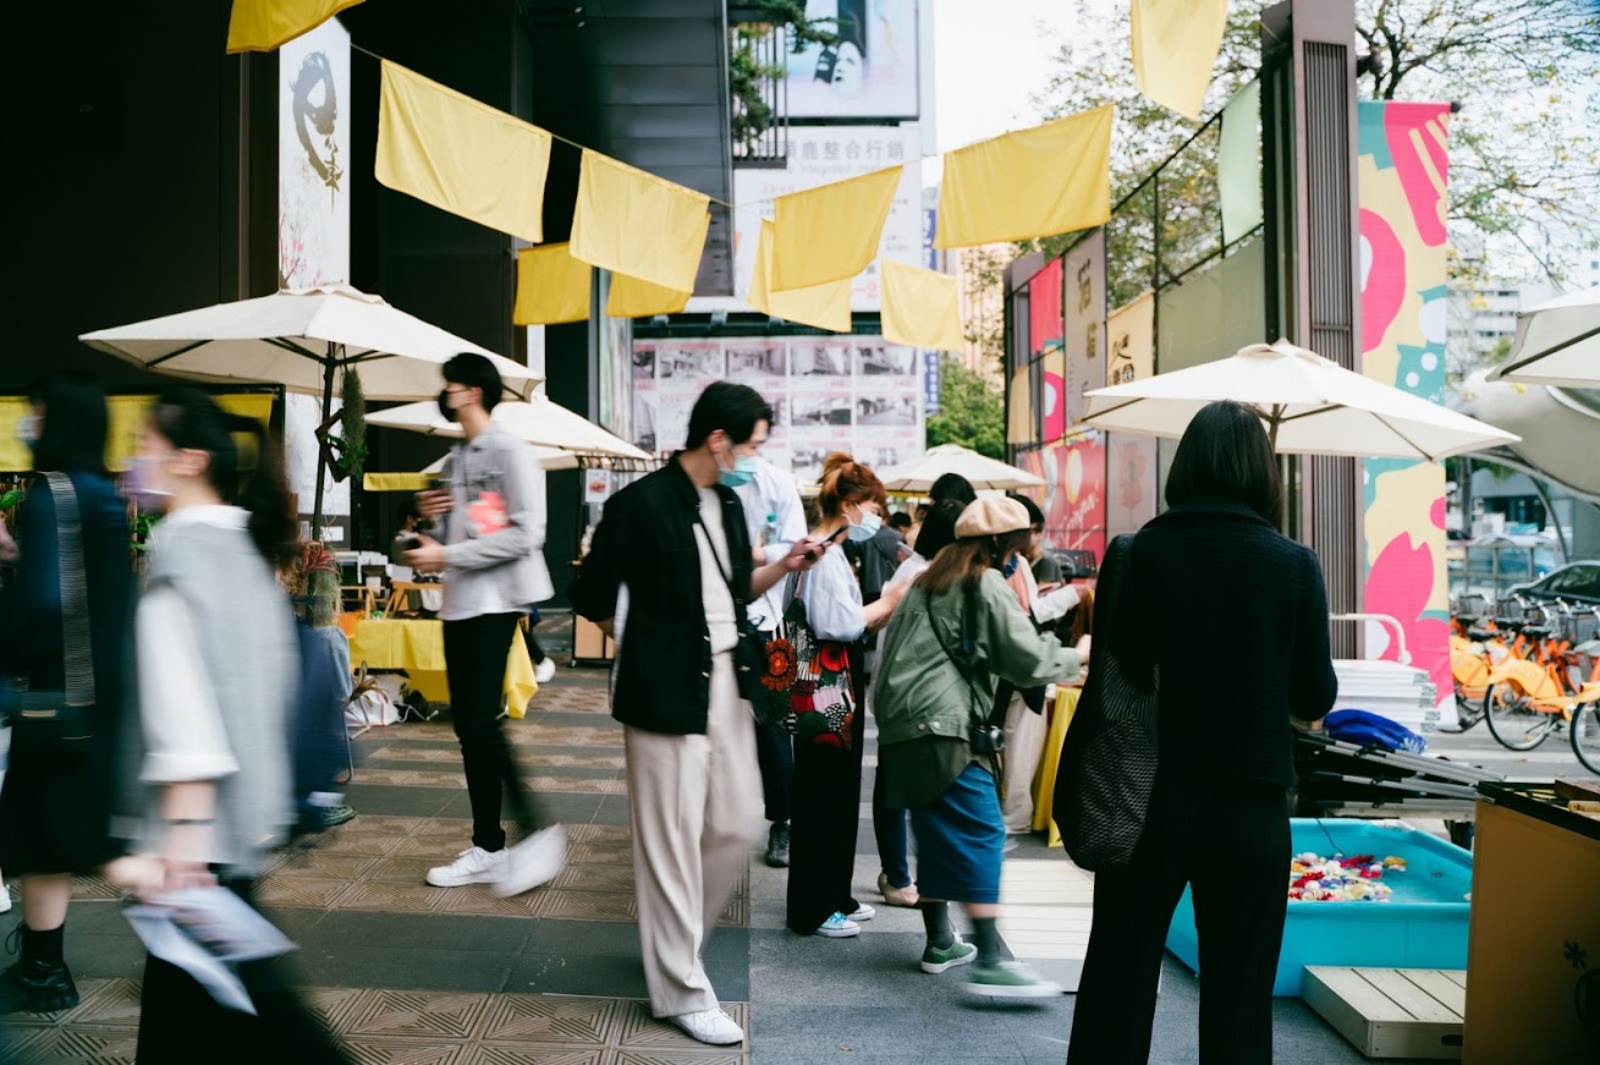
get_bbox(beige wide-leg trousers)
[1001,691,1049,832]
[625,652,763,1018]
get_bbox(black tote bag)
[1053,533,1160,871]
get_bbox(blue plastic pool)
[1165,819,1474,997]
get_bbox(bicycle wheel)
[1571,702,1600,775]
[1484,681,1555,751]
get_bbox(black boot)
[765,822,791,868]
[0,924,79,1014]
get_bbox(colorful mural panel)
[1358,100,1452,725]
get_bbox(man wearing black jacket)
[571,382,818,1047]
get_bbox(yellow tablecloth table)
[347,618,538,718]
[1031,685,1083,848]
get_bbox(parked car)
[1508,560,1600,606]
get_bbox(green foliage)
[325,367,368,481]
[1034,0,1600,289]
[926,357,1004,459]
[728,3,841,155]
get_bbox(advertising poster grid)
[634,336,922,486]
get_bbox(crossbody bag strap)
[925,593,988,736]
[44,473,95,707]
[692,507,744,610]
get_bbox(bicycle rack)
[1330,612,1411,666]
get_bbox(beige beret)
[954,496,1031,538]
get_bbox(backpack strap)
[44,473,95,707]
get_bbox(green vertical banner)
[1358,100,1453,730]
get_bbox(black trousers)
[754,719,793,824]
[1067,774,1290,1065]
[443,612,539,852]
[136,880,349,1064]
[785,710,864,934]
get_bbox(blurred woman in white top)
[785,453,906,938]
[109,387,348,1062]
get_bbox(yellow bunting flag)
[376,61,552,244]
[771,166,901,292]
[571,150,711,294]
[514,244,591,326]
[934,106,1113,250]
[607,273,692,319]
[749,220,851,333]
[1007,367,1035,446]
[226,0,363,53]
[1131,0,1229,121]
[880,260,965,351]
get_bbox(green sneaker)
[920,938,977,974]
[963,960,1062,998]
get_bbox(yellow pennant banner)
[376,61,552,244]
[771,166,901,292]
[607,274,692,319]
[935,105,1113,249]
[749,220,851,333]
[226,0,363,53]
[1131,0,1229,121]
[1,394,273,474]
[571,151,711,294]
[880,260,965,352]
[1007,367,1035,446]
[514,244,591,326]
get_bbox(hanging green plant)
[316,367,369,482]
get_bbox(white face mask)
[125,452,174,511]
[847,508,882,543]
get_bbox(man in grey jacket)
[406,353,564,898]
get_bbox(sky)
[924,0,1097,187]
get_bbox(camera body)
[970,724,1005,755]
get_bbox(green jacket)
[874,569,1081,749]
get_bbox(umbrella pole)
[311,351,336,541]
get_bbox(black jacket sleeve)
[570,491,628,623]
[1290,548,1339,722]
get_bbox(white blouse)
[798,544,866,643]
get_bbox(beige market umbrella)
[1487,287,1600,388]
[365,395,651,464]
[78,283,540,530]
[1081,340,1519,460]
[877,443,1047,493]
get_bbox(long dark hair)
[148,388,298,569]
[1165,400,1283,525]
[913,498,965,562]
[918,528,1030,597]
[28,371,108,474]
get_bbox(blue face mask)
[718,452,758,489]
[847,511,882,543]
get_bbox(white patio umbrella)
[365,395,652,464]
[78,283,540,530]
[877,443,1047,493]
[1080,340,1519,461]
[1487,287,1600,388]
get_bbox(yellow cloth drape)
[514,244,592,326]
[748,220,851,333]
[1032,685,1083,847]
[226,0,363,53]
[934,106,1114,249]
[571,150,710,294]
[347,618,537,718]
[771,166,901,291]
[1007,367,1035,445]
[880,260,965,351]
[376,60,552,244]
[1131,0,1229,121]
[0,394,273,474]
[607,273,692,319]
[363,472,429,492]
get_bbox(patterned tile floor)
[0,647,752,1064]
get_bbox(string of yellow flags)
[770,166,901,292]
[1131,0,1229,122]
[513,244,693,326]
[879,261,966,352]
[227,0,363,54]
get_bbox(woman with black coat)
[0,373,134,1015]
[1066,401,1338,1065]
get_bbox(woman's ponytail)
[226,413,298,570]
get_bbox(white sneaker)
[667,1008,744,1046]
[814,912,861,938]
[534,657,557,685]
[426,846,506,887]
[848,903,875,922]
[492,825,567,897]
